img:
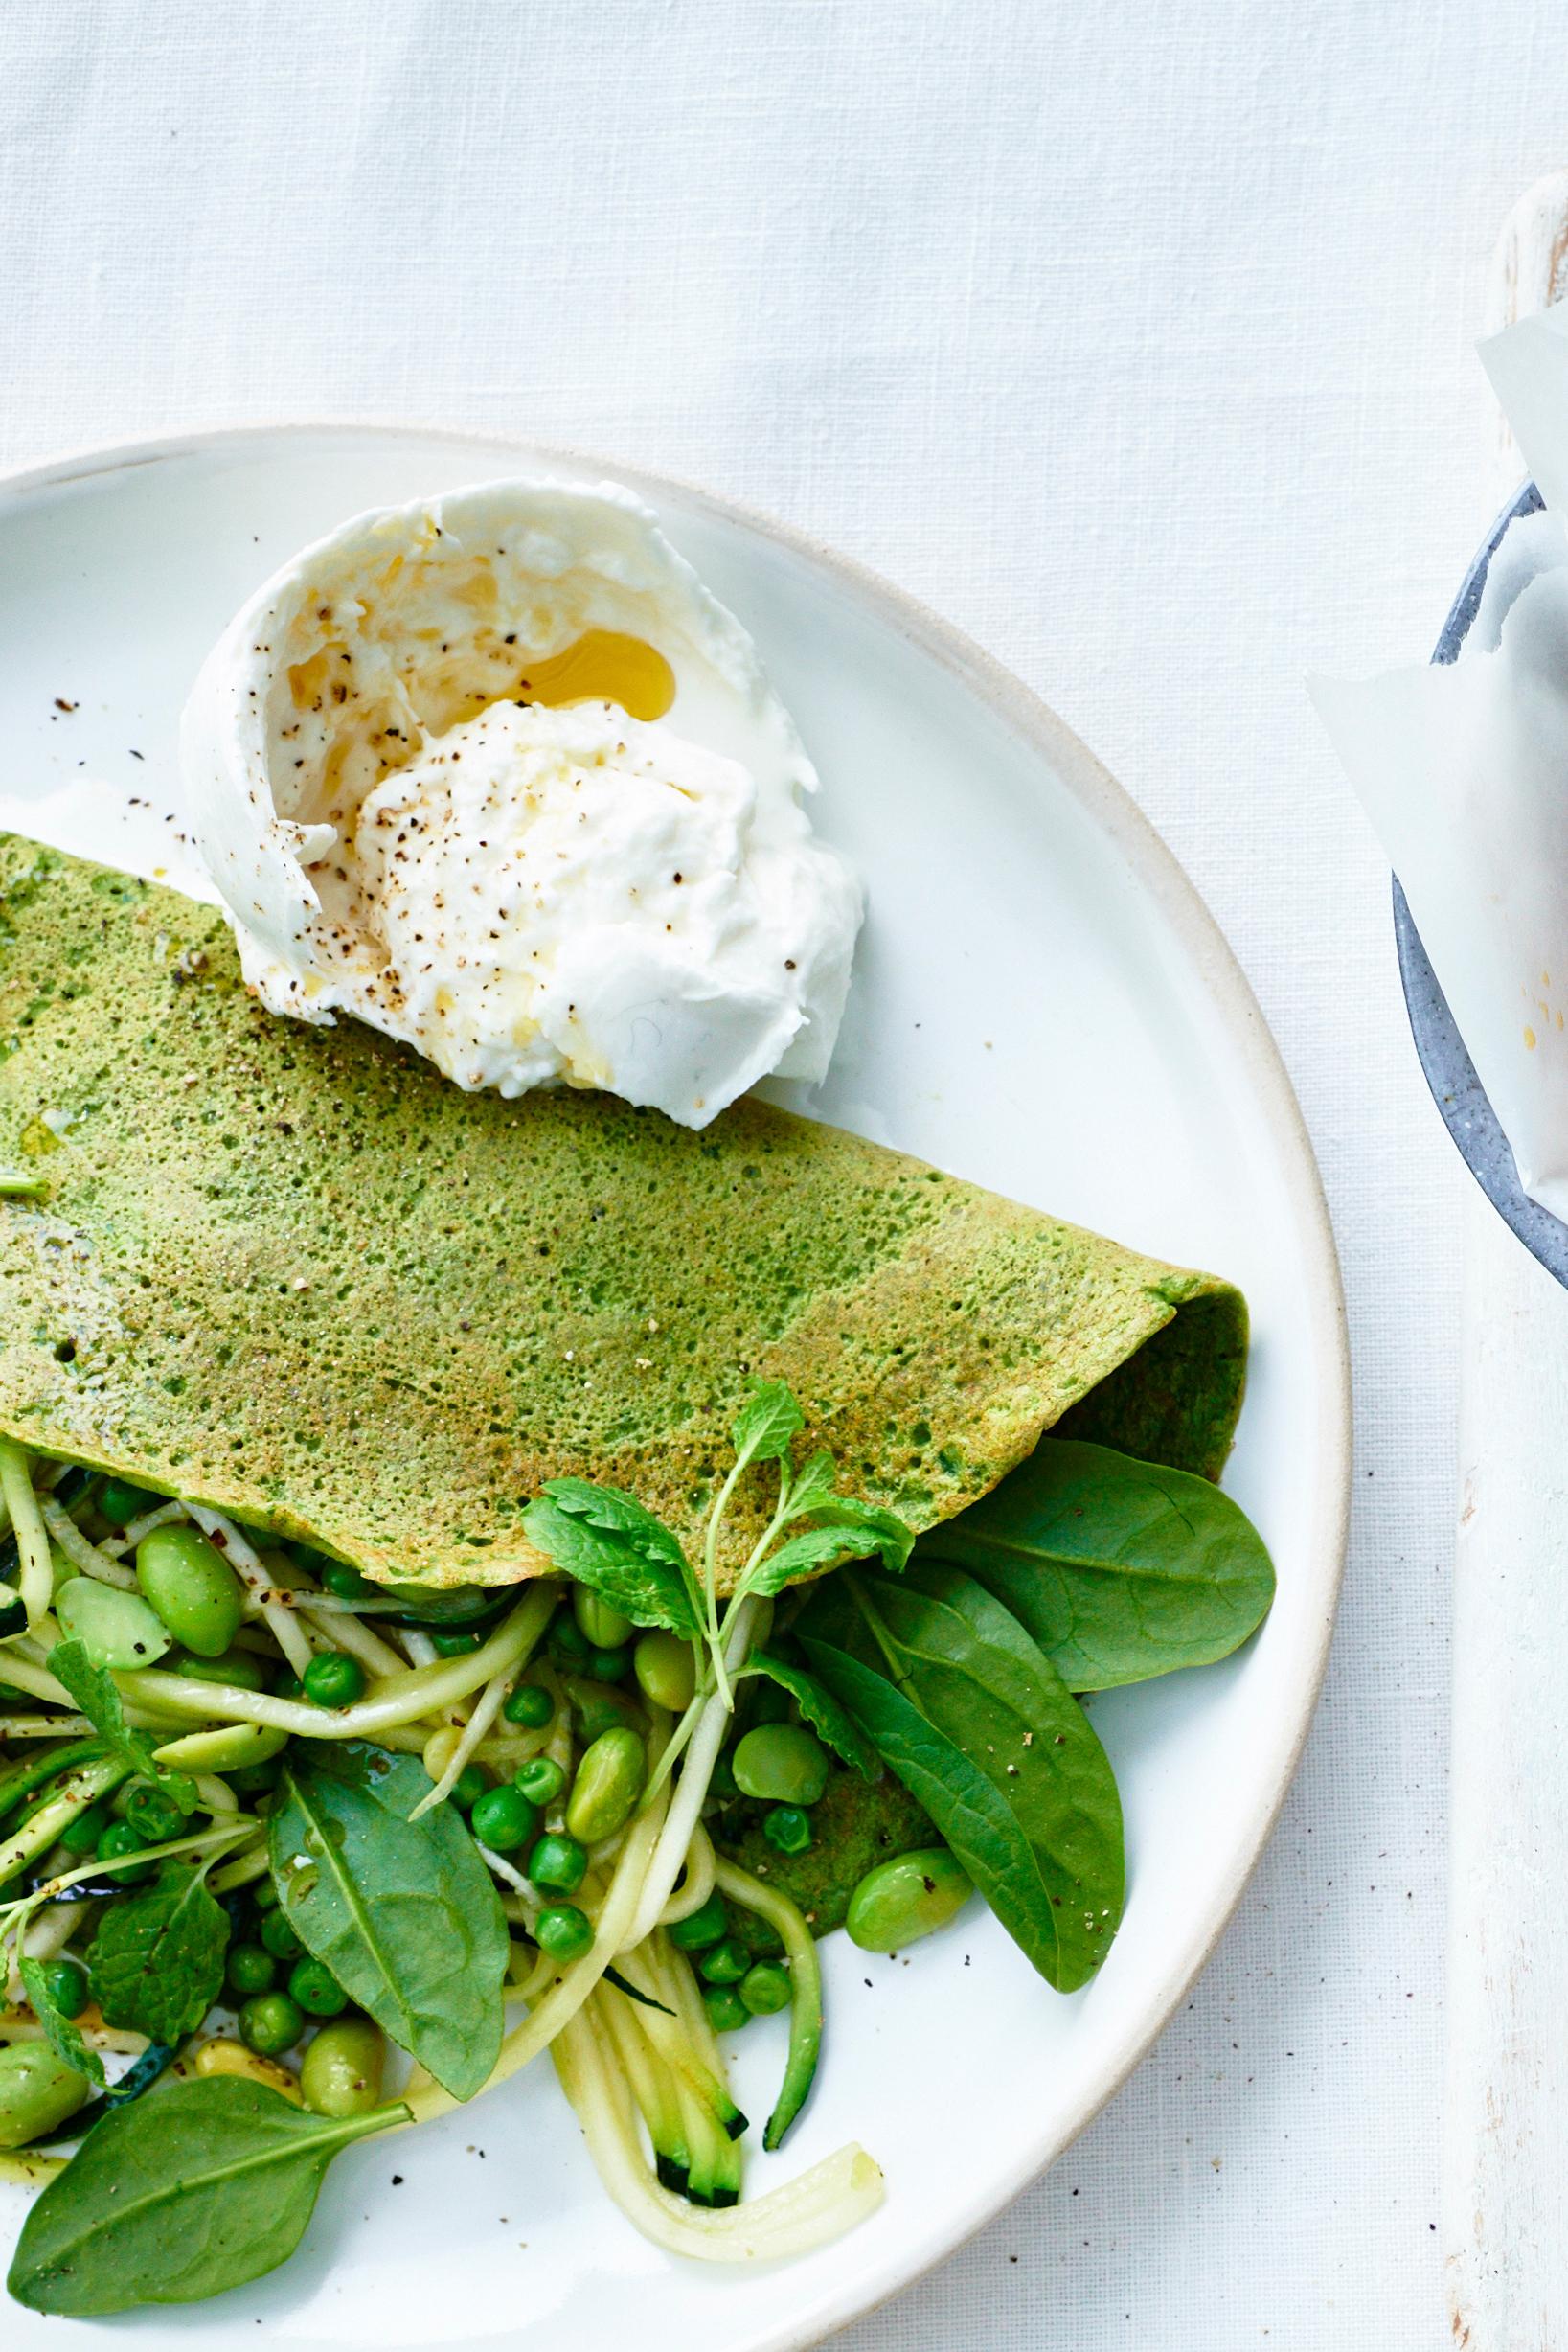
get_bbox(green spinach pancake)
[0,836,1245,1586]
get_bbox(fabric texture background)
[0,1,1539,2340]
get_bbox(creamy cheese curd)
[182,479,862,1127]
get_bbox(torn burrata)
[181,478,861,1128]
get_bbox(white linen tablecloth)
[0,1,1536,2339]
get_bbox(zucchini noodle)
[0,1438,890,2293]
[620,1595,758,1952]
[102,1499,185,1554]
[552,2008,883,2260]
[296,1602,405,1681]
[0,1445,53,1633]
[188,1508,314,1676]
[656,1822,716,1927]
[39,1500,137,1591]
[68,1588,556,1740]
[602,1940,737,2130]
[402,1728,672,2127]
[411,1659,517,1820]
[715,1858,822,2149]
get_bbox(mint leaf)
[47,1641,197,1816]
[524,1494,699,1636]
[745,1651,882,1781]
[538,1478,691,1570]
[740,1502,917,1598]
[19,1953,106,2090]
[86,1860,229,2044]
[731,1382,804,1467]
[783,1448,837,1518]
[739,1524,881,1597]
[807,1497,916,1573]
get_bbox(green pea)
[451,1762,492,1813]
[136,1525,244,1657]
[35,1955,89,2021]
[226,1942,277,1998]
[124,1780,186,1844]
[762,1804,813,1857]
[733,1724,829,1806]
[697,1935,749,1985]
[739,1960,791,2016]
[253,1878,281,1912]
[0,2042,90,2149]
[470,1785,538,1853]
[585,1642,632,1683]
[302,1651,366,1709]
[54,1577,172,1670]
[845,1846,974,1953]
[98,1477,153,1530]
[503,1680,554,1728]
[288,1958,348,2018]
[565,1726,646,1845]
[534,1903,594,1962]
[239,1990,305,2056]
[381,1580,489,1625]
[548,1613,593,1667]
[632,1631,695,1713]
[260,1908,303,1963]
[318,1559,374,1599]
[300,2014,384,2117]
[667,1889,729,1952]
[564,1675,643,1744]
[96,1817,153,1882]
[429,1628,482,1657]
[701,1985,749,2034]
[171,1644,271,1691]
[527,1831,588,1892]
[58,1798,114,1856]
[572,1588,635,1650]
[513,1756,565,1809]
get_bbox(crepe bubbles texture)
[1312,301,1568,1222]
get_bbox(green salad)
[0,1385,1272,2316]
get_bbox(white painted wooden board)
[1448,1199,1568,2347]
[1444,176,1568,2350]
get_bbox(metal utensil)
[1435,171,1568,2352]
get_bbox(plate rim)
[0,421,1352,2349]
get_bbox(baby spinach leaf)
[797,1561,1124,1991]
[269,1742,508,2100]
[920,1438,1275,1689]
[18,1953,106,2090]
[6,2075,405,2315]
[524,1490,698,1635]
[46,1639,197,1814]
[86,1859,229,2044]
[732,1381,805,1466]
[745,1650,883,1781]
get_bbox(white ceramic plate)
[0,428,1349,2351]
